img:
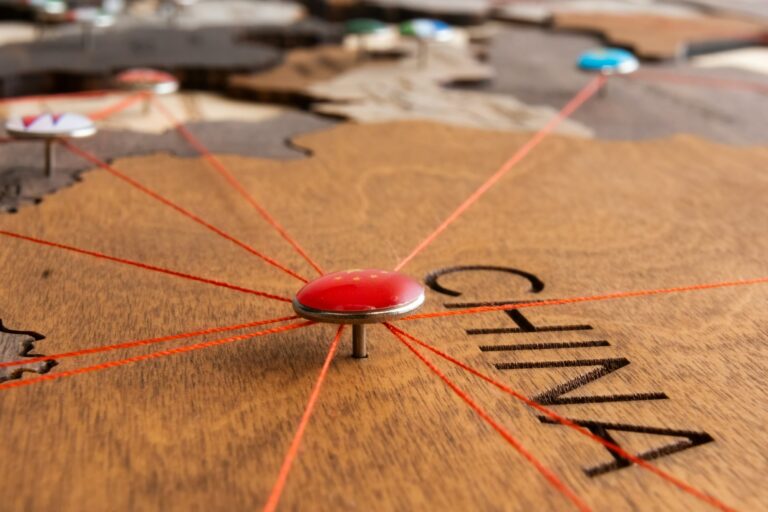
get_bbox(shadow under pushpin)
[114,68,180,115]
[293,269,424,359]
[5,113,97,178]
[577,47,640,98]
[399,18,454,70]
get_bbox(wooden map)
[0,1,766,511]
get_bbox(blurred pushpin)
[115,68,179,114]
[399,18,453,68]
[31,0,68,39]
[5,113,97,178]
[344,18,391,60]
[293,269,425,358]
[69,7,116,50]
[577,48,639,97]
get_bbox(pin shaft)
[44,139,55,178]
[352,324,367,358]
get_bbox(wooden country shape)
[0,19,339,97]
[228,45,363,103]
[0,320,54,382]
[301,41,589,134]
[467,23,768,144]
[312,79,591,135]
[316,0,493,24]
[227,40,589,135]
[692,47,768,77]
[676,0,768,21]
[0,22,37,46]
[552,12,768,60]
[0,121,765,511]
[170,0,306,29]
[495,0,699,25]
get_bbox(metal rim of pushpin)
[293,285,424,358]
[292,292,425,325]
[599,58,640,76]
[5,124,97,140]
[115,70,179,114]
[116,75,180,96]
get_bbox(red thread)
[0,315,298,369]
[0,321,314,391]
[263,325,344,512]
[394,75,606,272]
[151,98,325,277]
[89,92,149,120]
[628,69,768,95]
[386,324,736,512]
[61,140,309,283]
[386,325,592,512]
[400,276,768,321]
[0,229,290,302]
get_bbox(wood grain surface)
[553,12,767,60]
[0,121,765,511]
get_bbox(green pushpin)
[345,18,388,36]
[345,18,389,60]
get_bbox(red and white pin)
[5,113,97,177]
[115,68,179,113]
[293,269,425,358]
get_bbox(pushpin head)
[69,7,116,28]
[5,113,97,140]
[344,18,388,36]
[399,18,452,41]
[32,0,67,15]
[293,269,425,324]
[577,48,639,75]
[115,68,180,95]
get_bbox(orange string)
[89,92,149,120]
[387,325,592,512]
[61,140,309,283]
[150,98,325,277]
[0,229,290,302]
[0,321,314,391]
[394,75,606,272]
[0,315,298,369]
[387,324,736,512]
[401,276,768,321]
[263,325,344,512]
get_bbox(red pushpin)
[293,269,425,358]
[115,68,179,114]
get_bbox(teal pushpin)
[577,47,639,97]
